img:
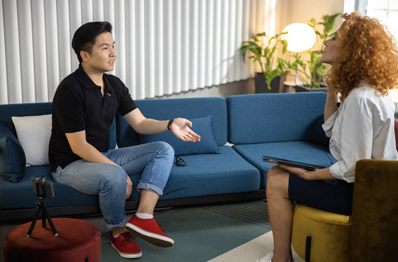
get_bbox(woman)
[257,13,398,262]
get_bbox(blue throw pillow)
[0,122,26,182]
[139,115,220,156]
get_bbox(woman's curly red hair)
[326,12,398,101]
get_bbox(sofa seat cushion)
[0,166,98,209]
[233,141,336,189]
[128,146,260,200]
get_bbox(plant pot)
[295,84,328,93]
[255,73,282,93]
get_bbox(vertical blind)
[0,0,277,104]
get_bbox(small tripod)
[26,177,58,237]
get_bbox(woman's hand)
[126,176,133,199]
[170,118,201,142]
[279,165,335,181]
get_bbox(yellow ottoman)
[291,203,351,262]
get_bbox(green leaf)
[237,31,289,81]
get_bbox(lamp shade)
[281,23,316,52]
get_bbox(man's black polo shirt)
[49,65,137,171]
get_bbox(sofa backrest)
[227,92,327,144]
[116,97,228,147]
[0,102,52,134]
[0,102,117,149]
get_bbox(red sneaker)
[111,231,142,258]
[126,216,174,247]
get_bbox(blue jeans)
[51,141,174,228]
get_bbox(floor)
[211,231,304,262]
[1,200,296,262]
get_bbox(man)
[49,21,200,259]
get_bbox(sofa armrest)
[350,159,398,262]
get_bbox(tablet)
[262,155,325,171]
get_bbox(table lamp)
[281,23,316,86]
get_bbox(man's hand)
[170,118,201,142]
[126,176,133,199]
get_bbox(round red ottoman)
[3,218,101,262]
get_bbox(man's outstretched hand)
[170,118,201,142]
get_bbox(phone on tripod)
[27,176,57,237]
[32,177,55,199]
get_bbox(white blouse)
[322,84,398,183]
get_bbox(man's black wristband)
[167,118,175,130]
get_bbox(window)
[355,0,398,43]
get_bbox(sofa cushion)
[303,115,330,148]
[233,141,336,189]
[117,97,227,148]
[0,102,52,133]
[227,93,327,144]
[0,166,98,209]
[139,115,220,155]
[0,102,117,151]
[11,114,52,166]
[0,122,26,182]
[127,146,260,200]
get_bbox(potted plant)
[280,51,328,91]
[284,13,341,91]
[238,32,288,93]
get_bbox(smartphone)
[32,177,55,198]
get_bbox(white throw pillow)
[11,114,52,166]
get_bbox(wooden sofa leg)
[305,236,311,262]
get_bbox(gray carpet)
[100,201,271,262]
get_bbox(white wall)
[276,0,345,41]
[287,0,344,26]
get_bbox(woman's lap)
[288,174,354,215]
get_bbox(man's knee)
[155,141,174,159]
[102,166,127,190]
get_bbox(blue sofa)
[0,92,334,221]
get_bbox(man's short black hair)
[72,21,112,63]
